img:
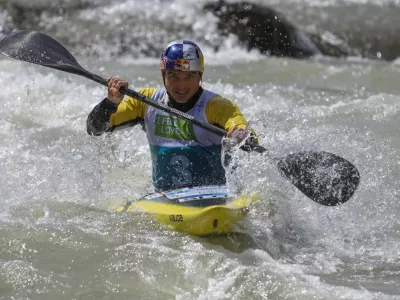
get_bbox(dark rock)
[204,0,351,59]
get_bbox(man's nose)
[176,79,185,89]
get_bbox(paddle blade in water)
[277,151,360,206]
[0,30,83,74]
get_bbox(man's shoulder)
[138,87,158,98]
[207,92,236,107]
[123,87,159,105]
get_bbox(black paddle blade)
[0,30,107,85]
[277,151,360,206]
[0,30,84,74]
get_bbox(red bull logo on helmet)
[174,59,190,71]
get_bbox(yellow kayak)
[116,185,258,236]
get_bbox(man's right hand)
[107,77,129,104]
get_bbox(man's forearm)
[86,98,118,136]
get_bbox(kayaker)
[87,40,256,191]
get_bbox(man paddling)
[0,30,360,205]
[87,40,255,191]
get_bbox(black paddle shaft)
[0,30,361,205]
[0,31,268,149]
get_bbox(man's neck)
[167,87,203,113]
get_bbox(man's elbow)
[86,128,103,136]
[86,118,106,136]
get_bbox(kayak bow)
[116,185,258,236]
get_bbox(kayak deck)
[116,186,258,236]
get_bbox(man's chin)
[173,94,190,103]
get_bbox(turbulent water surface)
[0,0,400,299]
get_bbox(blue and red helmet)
[160,40,204,73]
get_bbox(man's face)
[164,70,202,103]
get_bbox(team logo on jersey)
[154,114,197,141]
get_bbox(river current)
[0,0,399,299]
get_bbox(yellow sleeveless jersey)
[109,88,249,131]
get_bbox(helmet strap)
[161,70,166,87]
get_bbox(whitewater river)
[1,0,400,299]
